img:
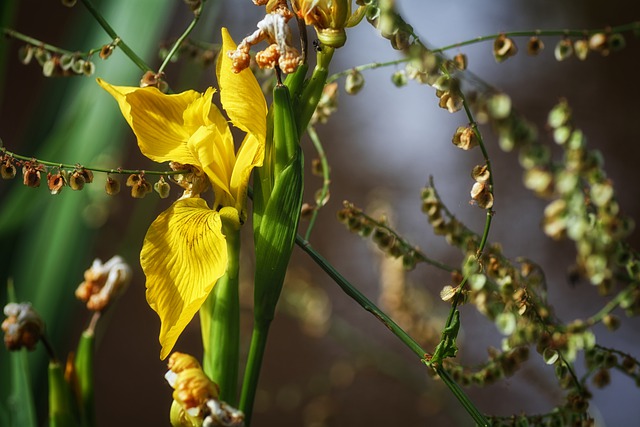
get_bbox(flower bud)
[391,70,407,87]
[2,302,45,351]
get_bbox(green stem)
[1,28,102,57]
[295,235,489,426]
[200,225,240,405]
[304,125,330,241]
[586,284,636,326]
[78,0,152,72]
[238,320,270,426]
[156,1,205,74]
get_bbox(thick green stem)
[200,225,240,406]
[238,320,270,426]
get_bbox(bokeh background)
[1,1,640,426]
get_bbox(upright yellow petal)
[217,28,268,142]
[97,79,201,166]
[230,133,265,213]
[141,198,228,359]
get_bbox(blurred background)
[1,1,640,426]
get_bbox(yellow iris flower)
[98,28,267,359]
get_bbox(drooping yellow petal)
[97,79,202,166]
[217,28,268,142]
[141,198,228,359]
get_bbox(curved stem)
[295,235,489,426]
[304,125,330,241]
[79,0,152,72]
[157,1,205,74]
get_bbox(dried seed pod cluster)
[19,45,96,77]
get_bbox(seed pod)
[453,53,467,70]
[574,39,589,60]
[69,171,86,190]
[18,45,34,65]
[345,69,365,95]
[99,44,114,60]
[1,159,16,179]
[132,179,152,198]
[391,70,407,87]
[493,34,518,62]
[452,126,478,150]
[105,176,120,195]
[527,36,544,55]
[554,38,573,61]
[47,172,65,195]
[22,164,41,188]
[154,176,171,199]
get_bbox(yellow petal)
[230,133,265,213]
[217,28,268,142]
[97,78,202,166]
[141,198,228,359]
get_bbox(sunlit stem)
[157,0,206,75]
[295,235,489,426]
[79,0,152,72]
[200,222,240,406]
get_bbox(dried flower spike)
[2,302,45,351]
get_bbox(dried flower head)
[452,126,478,150]
[166,352,219,418]
[154,176,171,199]
[140,71,167,91]
[69,170,86,190]
[75,256,132,311]
[470,181,493,209]
[228,12,301,74]
[126,173,153,198]
[2,302,45,351]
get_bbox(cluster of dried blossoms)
[75,256,131,312]
[495,31,626,62]
[0,149,180,199]
[17,43,97,77]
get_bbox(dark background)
[1,1,640,426]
